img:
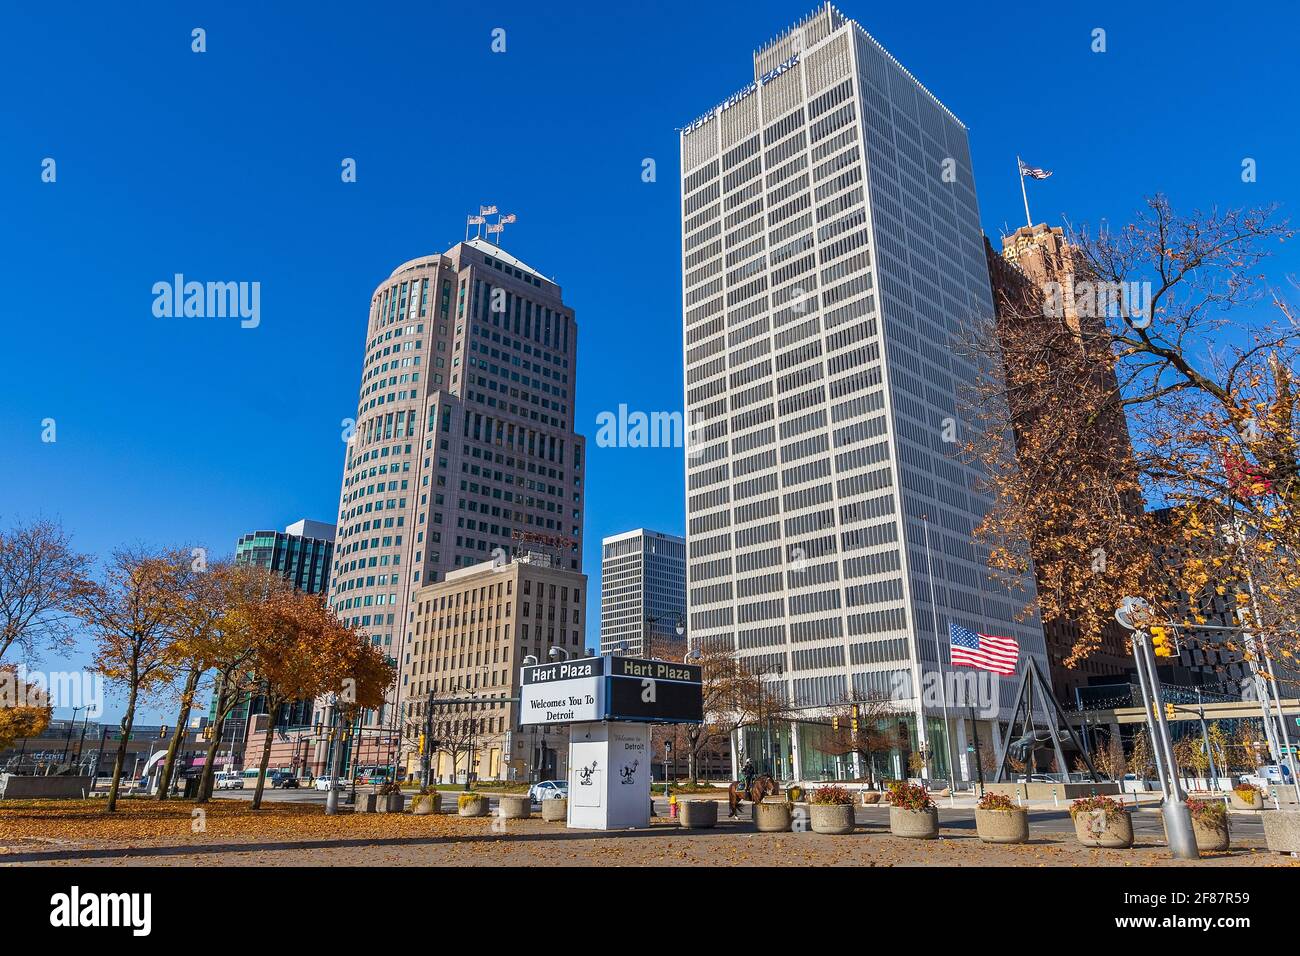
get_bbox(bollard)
[1053,786,1059,807]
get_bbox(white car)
[529,780,568,803]
[214,771,244,790]
[314,775,345,791]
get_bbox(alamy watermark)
[152,275,260,329]
[1042,278,1153,328]
[1,665,105,717]
[594,404,706,460]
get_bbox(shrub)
[808,785,853,806]
[417,785,438,796]
[977,791,1017,811]
[1069,795,1125,819]
[1186,797,1227,828]
[458,792,486,810]
[886,781,934,811]
[1233,780,1262,798]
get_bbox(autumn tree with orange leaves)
[78,548,191,812]
[246,590,391,809]
[966,195,1299,685]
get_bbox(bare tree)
[0,518,92,664]
[812,692,904,787]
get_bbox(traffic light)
[418,733,426,755]
[851,704,859,734]
[158,725,169,739]
[831,716,839,732]
[1165,703,1176,721]
[1150,626,1176,658]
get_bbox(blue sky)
[2,1,1296,722]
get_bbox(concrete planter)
[810,803,855,834]
[1230,790,1264,810]
[1073,809,1133,848]
[975,807,1029,844]
[355,793,377,813]
[458,795,489,817]
[377,793,405,814]
[1262,810,1300,854]
[410,793,441,816]
[498,795,531,819]
[541,797,568,822]
[754,798,793,832]
[679,799,718,829]
[859,791,881,805]
[1191,817,1230,852]
[889,807,939,840]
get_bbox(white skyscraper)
[600,529,687,657]
[678,3,1048,781]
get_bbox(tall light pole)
[1116,598,1198,859]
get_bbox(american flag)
[949,623,1019,676]
[480,204,498,215]
[1018,160,1052,180]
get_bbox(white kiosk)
[519,655,703,831]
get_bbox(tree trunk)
[251,696,280,810]
[105,685,138,813]
[196,682,232,804]
[156,667,200,801]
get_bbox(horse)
[728,773,780,817]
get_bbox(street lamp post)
[324,696,346,816]
[1116,598,1198,860]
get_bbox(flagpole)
[1017,155,1032,228]
[922,515,958,794]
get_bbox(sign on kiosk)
[519,655,703,726]
[517,655,704,831]
[519,657,604,725]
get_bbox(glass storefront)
[738,721,794,780]
[732,713,965,783]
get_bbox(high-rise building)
[599,529,687,657]
[678,3,1048,782]
[324,235,586,757]
[234,518,335,595]
[404,552,588,783]
[224,519,337,771]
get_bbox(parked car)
[268,770,298,789]
[278,775,300,789]
[529,780,568,803]
[314,775,344,791]
[214,771,244,790]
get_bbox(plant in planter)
[807,785,855,834]
[1185,797,1230,852]
[1230,781,1264,810]
[458,792,489,817]
[376,780,405,814]
[974,791,1029,844]
[1070,795,1133,848]
[886,782,938,839]
[410,786,441,816]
